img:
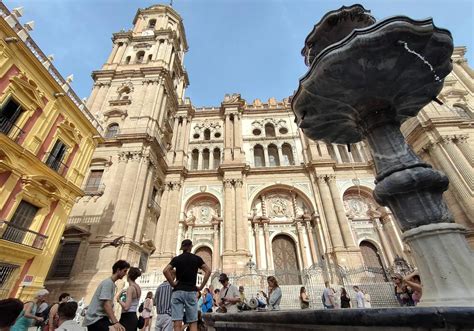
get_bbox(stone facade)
[44,5,473,302]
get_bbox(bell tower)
[47,5,190,299]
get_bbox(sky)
[3,0,473,107]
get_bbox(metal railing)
[0,221,48,250]
[44,152,69,175]
[0,116,25,142]
[0,262,19,299]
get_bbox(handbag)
[137,316,145,329]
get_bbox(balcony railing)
[0,116,25,142]
[44,152,69,176]
[0,221,48,250]
[83,183,106,195]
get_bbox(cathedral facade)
[45,5,474,301]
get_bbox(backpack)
[138,302,144,313]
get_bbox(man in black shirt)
[163,239,211,331]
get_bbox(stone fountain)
[292,4,474,307]
[204,5,474,330]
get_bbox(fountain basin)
[293,16,453,144]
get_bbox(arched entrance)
[359,241,384,269]
[272,235,300,285]
[195,246,212,271]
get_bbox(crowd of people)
[0,239,423,331]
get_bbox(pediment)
[58,119,82,143]
[103,108,127,119]
[63,225,90,237]
[438,88,468,101]
[9,72,46,110]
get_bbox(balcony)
[0,116,25,143]
[0,221,48,250]
[83,183,106,196]
[44,152,69,176]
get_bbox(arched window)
[136,51,145,64]
[282,143,294,165]
[147,54,153,62]
[105,123,119,138]
[204,129,211,141]
[268,144,280,166]
[148,19,156,29]
[265,123,276,137]
[125,56,131,64]
[253,145,265,167]
[191,149,199,170]
[213,148,221,169]
[202,148,210,170]
[195,246,212,271]
[272,235,301,284]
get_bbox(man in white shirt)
[353,286,366,308]
[322,281,335,309]
[218,273,241,313]
[56,302,86,331]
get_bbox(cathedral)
[44,5,474,301]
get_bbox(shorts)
[171,290,198,323]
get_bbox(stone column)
[440,136,474,188]
[155,185,170,253]
[212,222,220,271]
[171,116,180,150]
[86,84,101,109]
[380,212,404,258]
[263,146,270,166]
[429,142,474,219]
[107,43,120,64]
[197,149,203,170]
[163,182,183,255]
[132,161,155,242]
[305,220,318,265]
[316,175,344,250]
[374,218,395,265]
[296,222,309,268]
[455,135,474,166]
[263,221,273,270]
[114,42,127,63]
[277,146,284,166]
[313,215,328,257]
[234,179,247,253]
[332,144,342,163]
[224,114,232,161]
[223,179,234,253]
[209,149,214,169]
[253,223,262,269]
[327,175,357,249]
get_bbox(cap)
[218,273,229,282]
[180,239,193,250]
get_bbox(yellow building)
[0,4,102,299]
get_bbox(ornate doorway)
[195,246,212,271]
[272,235,301,284]
[359,241,384,269]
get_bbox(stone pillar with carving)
[234,179,248,253]
[262,220,273,270]
[305,220,318,265]
[224,114,232,161]
[296,221,309,268]
[263,146,270,166]
[440,136,474,188]
[455,134,474,166]
[253,222,262,269]
[316,175,345,250]
[212,219,220,271]
[428,142,474,220]
[223,179,234,253]
[327,175,357,249]
[162,182,183,256]
[373,218,395,265]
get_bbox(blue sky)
[4,0,473,107]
